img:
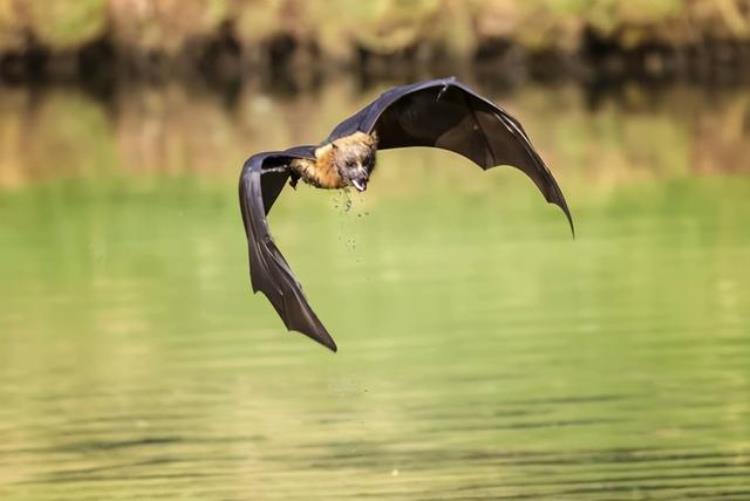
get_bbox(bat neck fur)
[291,132,377,189]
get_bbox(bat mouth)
[351,178,368,192]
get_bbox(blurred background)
[1,1,749,499]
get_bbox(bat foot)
[289,173,300,190]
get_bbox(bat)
[239,77,573,352]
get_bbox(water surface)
[0,80,749,499]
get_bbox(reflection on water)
[0,80,749,499]
[2,81,750,189]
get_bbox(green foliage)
[585,0,683,47]
[109,0,229,54]
[0,0,25,51]
[5,0,750,65]
[26,0,107,51]
[232,0,287,46]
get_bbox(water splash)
[332,189,353,213]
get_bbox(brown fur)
[291,132,377,189]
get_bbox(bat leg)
[289,172,300,190]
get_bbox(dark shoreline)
[3,36,750,101]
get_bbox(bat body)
[287,132,377,191]
[239,77,573,352]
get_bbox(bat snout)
[350,164,369,192]
[351,178,368,192]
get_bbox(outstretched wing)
[327,77,574,234]
[239,148,338,352]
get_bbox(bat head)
[331,133,377,192]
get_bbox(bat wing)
[239,148,338,352]
[328,77,574,234]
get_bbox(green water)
[0,81,749,499]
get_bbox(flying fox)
[239,77,574,352]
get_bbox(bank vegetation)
[2,0,750,83]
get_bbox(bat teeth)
[352,179,367,192]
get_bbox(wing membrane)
[329,78,574,234]
[239,150,338,352]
